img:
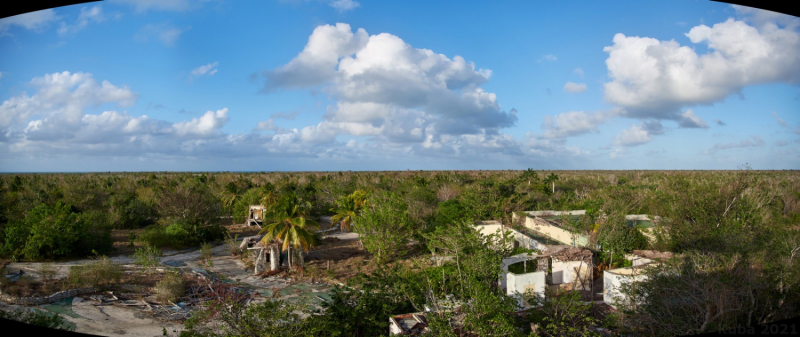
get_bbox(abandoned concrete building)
[390,312,429,335]
[246,205,266,227]
[512,210,661,248]
[475,221,594,310]
[602,250,674,309]
[500,245,594,309]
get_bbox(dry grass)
[155,269,186,303]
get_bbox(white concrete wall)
[624,254,653,267]
[499,254,538,290]
[507,271,546,309]
[551,260,591,290]
[475,223,543,251]
[389,319,402,335]
[513,212,591,247]
[603,268,648,309]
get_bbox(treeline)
[0,169,600,260]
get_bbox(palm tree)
[330,190,368,233]
[259,195,318,269]
[544,172,559,194]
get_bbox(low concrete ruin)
[389,312,429,335]
[603,250,673,309]
[501,246,594,309]
[240,235,282,274]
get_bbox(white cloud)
[263,23,518,153]
[573,68,584,77]
[541,111,613,138]
[57,5,106,36]
[173,108,229,137]
[677,109,708,128]
[771,111,787,126]
[190,62,219,79]
[538,54,557,62]
[603,10,800,120]
[0,71,137,133]
[613,121,664,146]
[732,5,800,30]
[0,9,58,33]
[328,0,360,12]
[264,23,368,90]
[563,82,587,93]
[134,23,191,47]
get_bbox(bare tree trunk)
[610,250,614,268]
[298,250,305,268]
[270,245,279,271]
[288,246,292,269]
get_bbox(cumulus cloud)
[603,8,800,120]
[563,82,587,93]
[541,111,613,138]
[134,23,191,46]
[329,0,360,12]
[190,62,219,79]
[0,9,58,33]
[173,108,229,137]
[0,71,137,135]
[613,121,664,146]
[57,6,106,36]
[262,23,518,153]
[677,109,709,128]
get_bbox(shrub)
[225,233,241,256]
[200,242,213,267]
[137,224,175,248]
[134,245,161,274]
[67,257,122,288]
[155,269,185,303]
[0,202,112,260]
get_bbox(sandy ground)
[1,234,359,336]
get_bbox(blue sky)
[0,0,798,171]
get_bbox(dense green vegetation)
[1,169,798,336]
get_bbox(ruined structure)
[603,250,673,309]
[239,235,281,274]
[246,205,266,227]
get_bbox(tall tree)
[259,194,318,269]
[330,190,368,232]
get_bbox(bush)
[155,269,185,303]
[137,224,174,248]
[225,233,241,256]
[134,245,161,274]
[200,242,213,267]
[67,257,122,288]
[0,202,112,260]
[139,218,227,249]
